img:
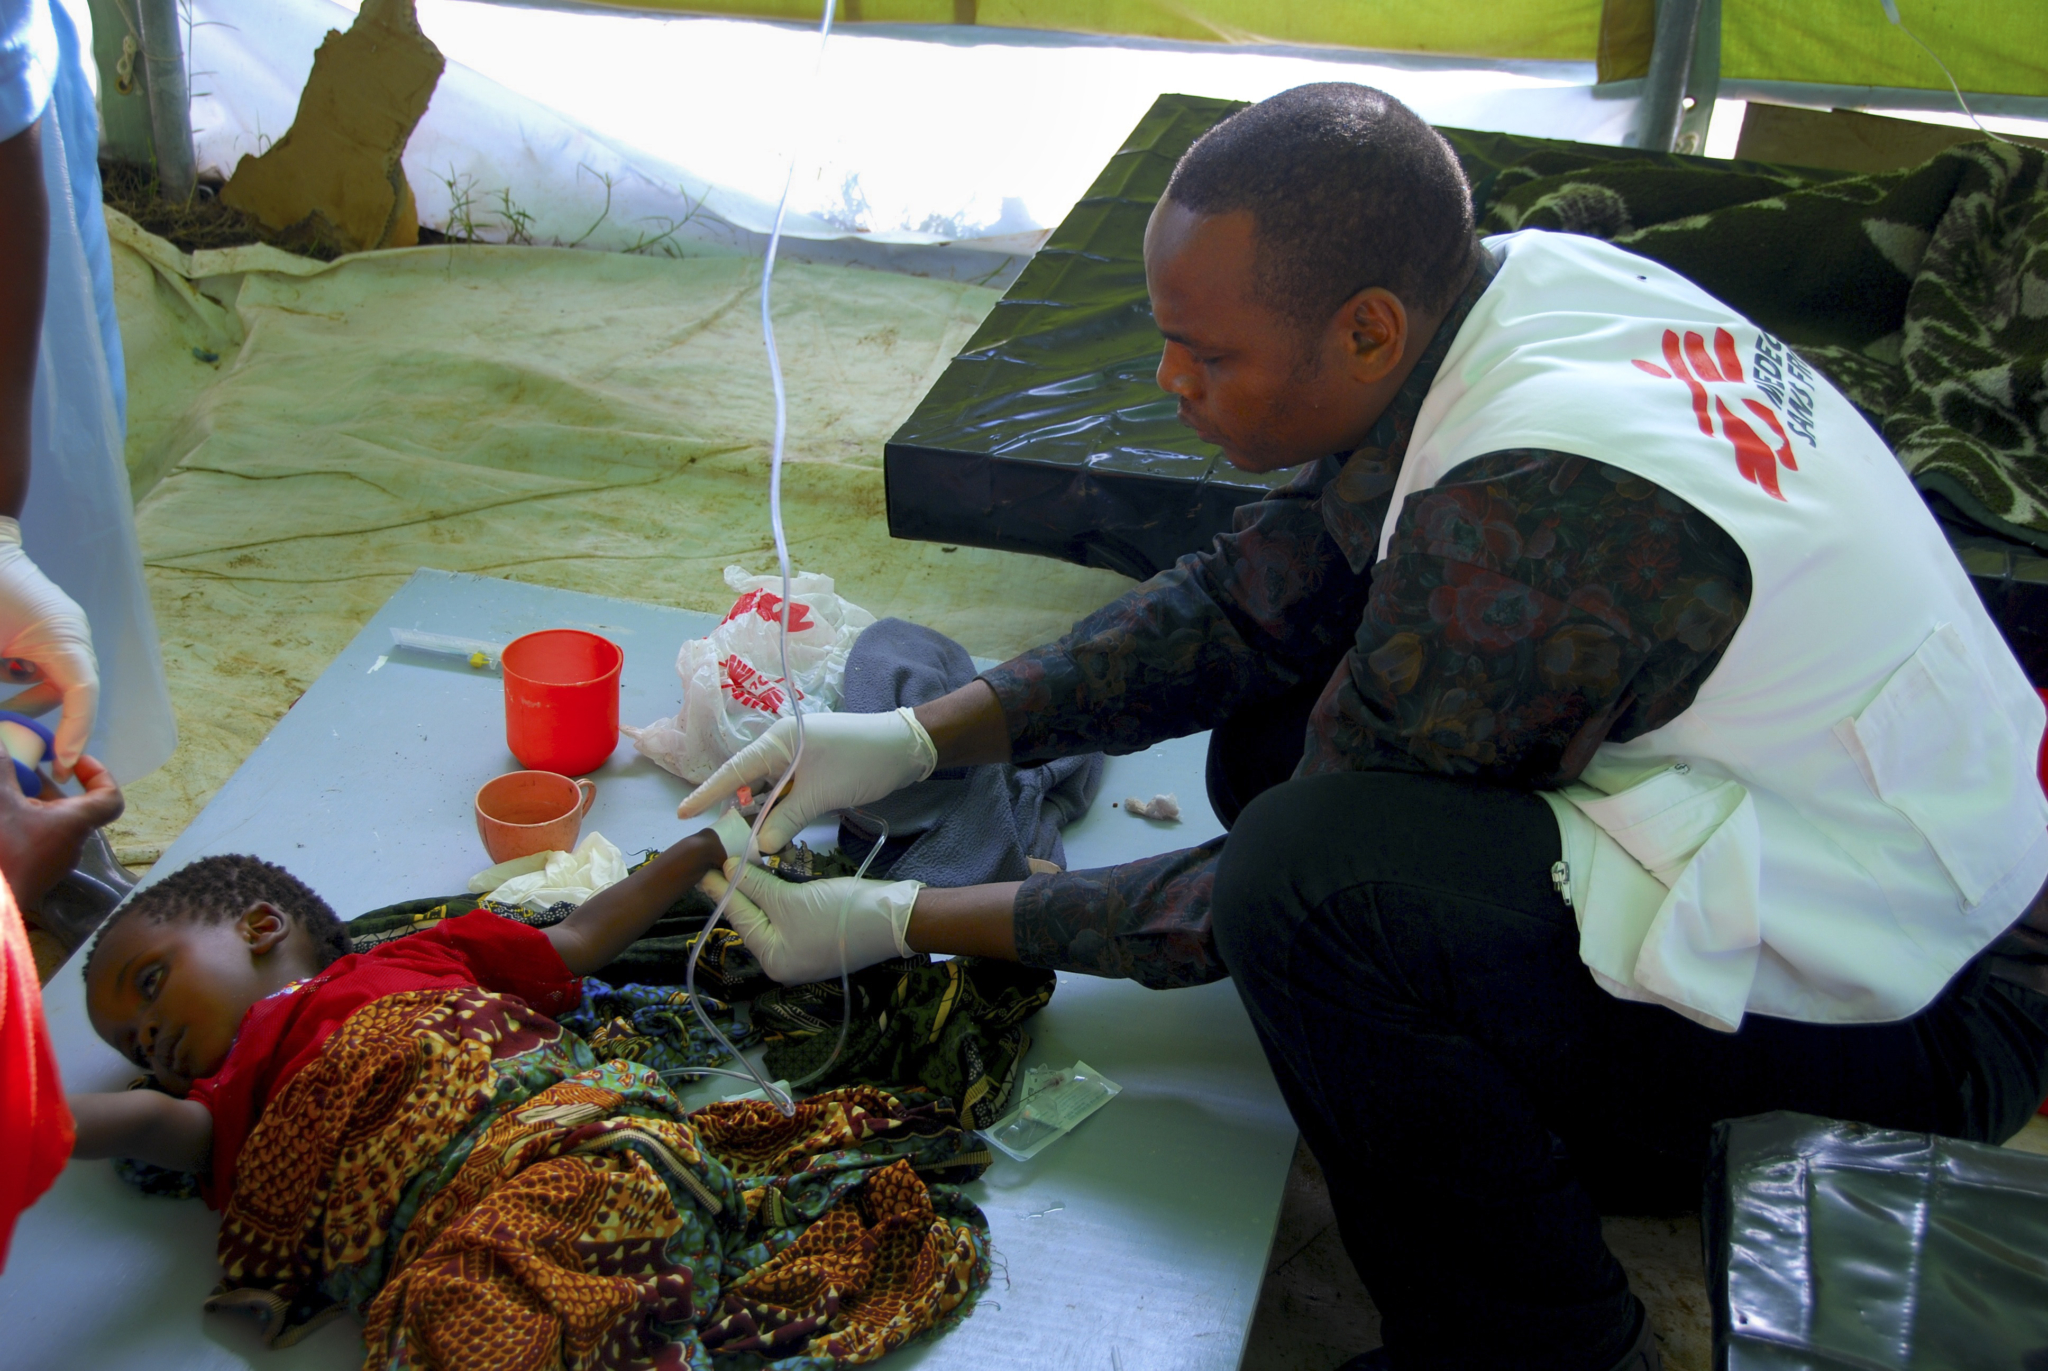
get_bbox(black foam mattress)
[883,94,1762,582]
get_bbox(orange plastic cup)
[502,629,623,776]
[474,770,597,864]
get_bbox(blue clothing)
[0,0,59,142]
[2,0,123,425]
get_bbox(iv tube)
[787,808,888,1091]
[663,808,885,1100]
[1879,0,2012,145]
[676,0,837,1118]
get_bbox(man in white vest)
[681,84,2048,1371]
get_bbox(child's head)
[83,856,351,1095]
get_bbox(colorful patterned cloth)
[114,971,755,1203]
[560,979,758,1080]
[987,254,1753,988]
[205,986,991,1369]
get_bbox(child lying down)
[67,818,991,1369]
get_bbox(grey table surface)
[0,569,1295,1371]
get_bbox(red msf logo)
[723,588,817,633]
[1632,328,1798,501]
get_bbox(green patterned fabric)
[556,979,758,1080]
[1469,139,2048,551]
[754,956,1055,1131]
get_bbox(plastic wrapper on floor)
[1706,1110,2048,1370]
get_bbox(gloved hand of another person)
[0,518,97,780]
[702,858,921,986]
[0,752,122,908]
[676,708,938,854]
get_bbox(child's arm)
[544,828,732,976]
[68,1090,212,1172]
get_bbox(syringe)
[388,627,508,671]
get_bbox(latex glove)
[676,708,937,853]
[0,518,97,780]
[702,857,921,986]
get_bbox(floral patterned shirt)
[983,255,1754,988]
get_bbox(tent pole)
[84,0,154,165]
[132,0,194,201]
[1630,0,1703,152]
[1673,0,1721,155]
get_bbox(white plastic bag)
[625,565,874,784]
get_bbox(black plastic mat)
[882,94,1815,582]
[885,94,1260,582]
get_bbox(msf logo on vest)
[1631,328,1818,501]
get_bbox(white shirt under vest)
[1379,230,2048,1032]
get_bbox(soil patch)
[100,158,338,259]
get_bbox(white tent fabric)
[182,0,1655,279]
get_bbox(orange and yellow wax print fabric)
[205,987,991,1370]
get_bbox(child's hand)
[0,753,122,908]
[545,828,730,976]
[68,1088,212,1173]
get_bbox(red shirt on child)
[186,910,580,1207]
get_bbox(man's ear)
[1335,287,1409,385]
[239,900,292,954]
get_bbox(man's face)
[1144,202,1392,473]
[85,903,308,1095]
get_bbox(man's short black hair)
[84,854,351,980]
[1165,82,1476,339]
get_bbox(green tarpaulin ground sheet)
[103,217,1130,864]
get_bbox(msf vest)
[1380,230,2048,1030]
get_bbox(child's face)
[85,902,317,1095]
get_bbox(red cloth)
[0,876,74,1271]
[187,910,580,1208]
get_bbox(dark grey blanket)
[837,618,1102,887]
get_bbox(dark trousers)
[1203,705,2048,1370]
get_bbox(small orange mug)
[474,770,597,864]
